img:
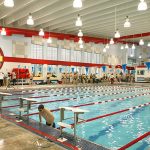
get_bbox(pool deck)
[0,117,66,150]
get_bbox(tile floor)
[0,117,66,150]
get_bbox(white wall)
[0,34,130,74]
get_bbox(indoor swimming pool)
[1,85,150,150]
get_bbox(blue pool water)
[2,85,150,150]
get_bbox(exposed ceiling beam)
[4,0,59,25]
[0,0,36,20]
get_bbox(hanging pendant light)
[139,39,144,45]
[114,7,120,38]
[106,44,109,49]
[147,42,150,47]
[78,38,83,44]
[47,37,52,44]
[39,29,44,36]
[103,47,107,53]
[27,13,34,25]
[132,44,136,50]
[1,28,6,35]
[78,30,83,37]
[130,54,134,57]
[138,0,147,11]
[4,0,14,7]
[73,0,82,8]
[139,55,142,59]
[114,29,120,38]
[79,44,84,49]
[121,45,124,49]
[110,38,114,44]
[125,44,129,49]
[75,14,82,27]
[124,16,131,28]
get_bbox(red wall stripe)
[4,56,108,67]
[0,26,147,44]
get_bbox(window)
[71,50,81,62]
[76,50,81,62]
[96,53,100,64]
[65,49,70,61]
[87,52,91,63]
[83,51,88,62]
[47,46,57,60]
[31,44,43,59]
[92,53,97,63]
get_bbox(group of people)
[61,73,100,84]
[102,73,135,84]
[0,71,17,87]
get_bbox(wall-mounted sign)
[0,48,4,69]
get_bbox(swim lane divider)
[118,131,150,150]
[60,102,150,129]
[23,92,150,117]
[3,88,150,109]
[76,102,150,125]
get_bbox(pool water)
[2,86,150,150]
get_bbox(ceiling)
[0,0,150,41]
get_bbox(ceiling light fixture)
[130,54,134,57]
[132,44,136,50]
[125,43,129,49]
[138,0,147,11]
[78,38,83,44]
[121,45,124,49]
[4,0,14,7]
[27,13,34,25]
[106,44,109,49]
[114,7,120,38]
[147,42,150,47]
[73,0,82,8]
[78,29,83,37]
[114,29,121,38]
[75,14,82,27]
[1,28,6,35]
[139,55,142,59]
[139,39,144,45]
[110,38,114,44]
[103,47,107,53]
[39,28,44,36]
[124,16,131,28]
[79,44,84,49]
[47,37,52,44]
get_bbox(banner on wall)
[122,64,127,73]
[102,66,106,72]
[85,67,89,75]
[116,68,121,74]
[59,68,62,73]
[48,66,52,72]
[71,68,74,73]
[0,48,4,69]
[145,62,150,71]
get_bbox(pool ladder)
[57,107,89,143]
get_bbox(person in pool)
[38,104,55,128]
